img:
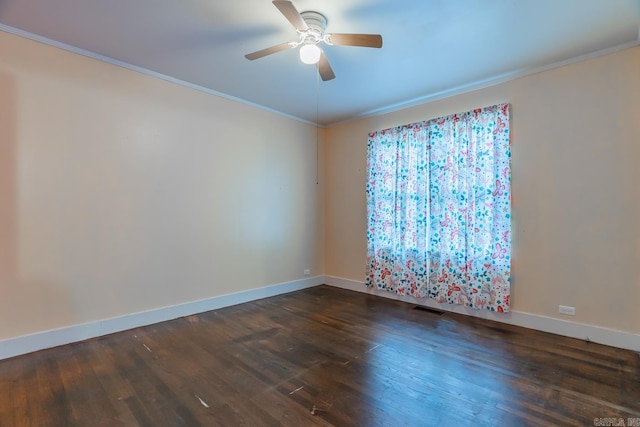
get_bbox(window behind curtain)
[366,103,511,312]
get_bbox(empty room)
[1,0,639,425]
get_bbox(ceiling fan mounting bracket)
[298,11,327,44]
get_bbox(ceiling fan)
[245,0,383,81]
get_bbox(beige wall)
[325,47,640,334]
[1,28,638,343]
[0,32,324,340]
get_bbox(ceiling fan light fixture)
[245,2,382,81]
[299,43,321,64]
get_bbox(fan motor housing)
[300,11,327,42]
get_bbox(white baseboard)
[324,275,640,352]
[3,274,637,360]
[0,276,324,360]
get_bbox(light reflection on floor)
[338,308,524,425]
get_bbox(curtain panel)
[366,103,511,312]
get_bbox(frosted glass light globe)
[299,43,321,64]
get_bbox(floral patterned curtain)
[366,104,511,312]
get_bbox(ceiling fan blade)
[317,50,335,81]
[272,1,308,31]
[245,42,294,60]
[326,33,383,48]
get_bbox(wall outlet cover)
[559,305,576,316]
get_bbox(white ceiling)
[1,0,639,125]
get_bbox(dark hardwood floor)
[1,285,638,426]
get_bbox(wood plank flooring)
[1,285,639,426]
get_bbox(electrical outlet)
[303,269,310,276]
[558,305,576,316]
